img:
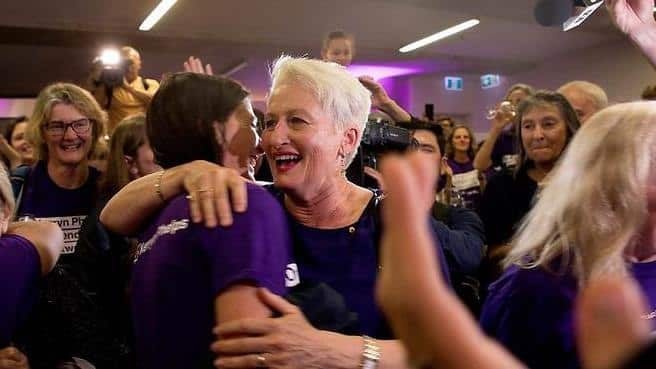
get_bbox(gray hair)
[557,80,609,111]
[269,55,371,166]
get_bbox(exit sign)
[444,76,463,91]
[481,74,501,89]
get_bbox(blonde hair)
[27,83,107,162]
[269,55,371,166]
[101,114,147,195]
[558,80,609,111]
[506,102,656,284]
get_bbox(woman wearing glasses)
[10,83,126,368]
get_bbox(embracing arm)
[607,0,656,69]
[8,221,64,275]
[100,160,248,235]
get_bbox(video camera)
[94,48,132,88]
[346,118,418,188]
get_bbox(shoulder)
[0,233,41,273]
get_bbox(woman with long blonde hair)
[481,101,656,369]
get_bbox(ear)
[123,154,135,166]
[339,126,359,158]
[320,48,328,61]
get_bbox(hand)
[364,166,385,191]
[490,102,516,131]
[212,288,350,369]
[0,137,22,168]
[577,277,651,369]
[182,160,248,227]
[0,347,29,369]
[358,76,393,109]
[606,0,656,36]
[441,157,453,178]
[183,56,214,75]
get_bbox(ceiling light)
[399,19,480,53]
[139,0,178,31]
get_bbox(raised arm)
[100,160,248,235]
[376,152,525,369]
[358,76,412,123]
[8,221,64,275]
[473,112,514,171]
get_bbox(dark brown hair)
[147,72,249,169]
[100,114,148,196]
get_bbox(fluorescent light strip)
[399,19,480,53]
[139,0,178,31]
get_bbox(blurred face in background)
[520,104,568,167]
[322,37,354,67]
[451,127,471,154]
[560,87,597,124]
[44,103,94,167]
[10,121,34,163]
[507,89,530,107]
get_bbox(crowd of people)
[2,1,656,369]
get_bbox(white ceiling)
[0,0,625,97]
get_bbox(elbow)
[40,222,64,274]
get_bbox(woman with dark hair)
[128,72,291,369]
[479,90,580,281]
[1,116,34,170]
[444,124,484,211]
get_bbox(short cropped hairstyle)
[400,120,445,155]
[446,124,477,160]
[27,83,107,162]
[147,72,249,169]
[505,83,535,100]
[557,80,609,110]
[507,102,656,283]
[269,56,371,166]
[514,90,581,175]
[101,114,148,196]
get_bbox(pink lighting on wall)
[347,64,420,80]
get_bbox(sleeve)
[196,184,291,297]
[434,207,485,277]
[0,234,41,346]
[427,219,453,287]
[480,271,578,369]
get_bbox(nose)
[62,125,78,140]
[531,125,545,140]
[265,119,290,147]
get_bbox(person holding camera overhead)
[86,46,159,134]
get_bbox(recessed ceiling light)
[399,19,480,53]
[139,0,178,31]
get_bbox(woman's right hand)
[182,161,249,227]
[0,347,29,369]
[183,56,214,75]
[490,102,516,131]
[606,0,656,36]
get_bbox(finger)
[213,317,276,338]
[576,276,651,369]
[183,61,192,72]
[206,63,214,75]
[210,335,273,354]
[257,287,299,315]
[379,155,422,223]
[194,58,204,74]
[199,188,218,228]
[213,175,234,227]
[187,192,202,223]
[227,173,247,213]
[214,353,275,369]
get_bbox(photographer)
[86,46,159,134]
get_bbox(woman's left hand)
[211,288,356,369]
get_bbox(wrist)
[630,25,656,53]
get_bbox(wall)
[385,38,656,140]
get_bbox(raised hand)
[183,56,214,75]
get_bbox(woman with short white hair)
[102,55,453,369]
[480,101,656,369]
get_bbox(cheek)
[227,127,255,158]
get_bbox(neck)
[528,161,554,183]
[284,177,366,228]
[126,74,138,83]
[453,151,470,164]
[47,160,89,189]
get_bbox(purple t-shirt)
[447,158,482,211]
[480,260,656,369]
[131,183,293,369]
[16,160,100,257]
[0,234,40,346]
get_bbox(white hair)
[558,80,609,111]
[269,55,371,166]
[506,101,656,284]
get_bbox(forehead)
[412,129,438,146]
[49,103,85,120]
[522,104,563,120]
[507,89,528,100]
[453,127,470,136]
[562,88,594,107]
[267,83,320,112]
[326,38,352,50]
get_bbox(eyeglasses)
[44,118,93,136]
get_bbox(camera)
[94,48,131,88]
[346,118,418,188]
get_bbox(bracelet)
[359,335,381,369]
[154,170,166,202]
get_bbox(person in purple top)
[480,101,656,369]
[443,124,484,211]
[128,72,291,369]
[0,162,63,361]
